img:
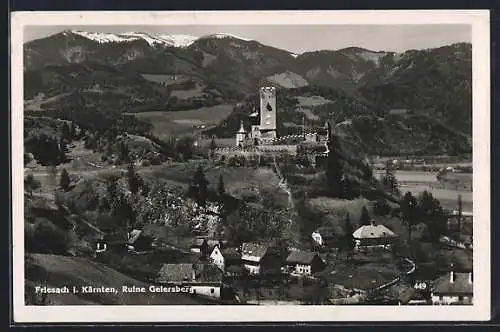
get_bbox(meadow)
[131,104,234,140]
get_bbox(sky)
[24,25,471,54]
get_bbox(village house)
[241,243,281,275]
[126,229,153,253]
[352,221,397,251]
[209,246,241,273]
[190,238,208,254]
[156,263,224,299]
[190,237,221,257]
[285,250,326,276]
[95,232,130,254]
[431,270,473,305]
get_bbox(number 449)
[413,281,428,290]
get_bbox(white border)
[11,10,491,323]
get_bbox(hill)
[25,253,213,305]
[24,31,472,155]
[205,85,471,156]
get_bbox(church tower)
[259,87,277,139]
[235,120,247,147]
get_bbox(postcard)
[11,10,491,322]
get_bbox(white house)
[431,270,473,305]
[311,231,323,247]
[241,243,281,275]
[209,246,241,272]
[352,221,397,251]
[156,263,224,299]
[209,246,225,271]
[285,250,325,276]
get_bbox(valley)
[22,29,474,307]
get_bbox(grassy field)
[296,96,332,108]
[321,259,401,291]
[143,160,289,209]
[141,74,190,86]
[25,253,212,305]
[132,104,234,140]
[170,85,206,99]
[374,170,473,212]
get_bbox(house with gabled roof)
[285,250,325,276]
[431,269,473,305]
[209,246,241,273]
[241,242,281,275]
[156,263,224,299]
[352,221,397,251]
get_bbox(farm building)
[156,263,224,299]
[352,221,397,251]
[241,242,281,275]
[285,250,325,276]
[431,270,473,305]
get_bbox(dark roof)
[103,233,128,245]
[221,247,241,260]
[197,263,224,282]
[191,238,206,247]
[156,263,223,284]
[226,265,245,274]
[128,229,143,244]
[241,243,269,260]
[286,250,318,265]
[432,272,473,295]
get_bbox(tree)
[118,141,130,164]
[418,191,434,217]
[325,134,343,198]
[62,122,71,141]
[341,176,355,199]
[457,194,462,233]
[191,166,208,206]
[24,174,41,197]
[360,206,371,225]
[127,163,142,195]
[343,214,355,253]
[209,136,217,159]
[217,175,225,197]
[382,160,398,194]
[418,191,447,243]
[59,168,71,191]
[400,192,420,243]
[373,199,391,216]
[70,122,78,139]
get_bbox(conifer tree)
[360,206,371,225]
[59,168,71,191]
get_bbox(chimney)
[469,272,473,284]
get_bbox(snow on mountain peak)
[67,30,252,48]
[199,33,251,41]
[71,31,140,44]
[158,34,198,48]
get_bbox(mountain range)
[23,30,472,155]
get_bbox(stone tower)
[259,87,277,139]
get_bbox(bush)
[141,159,151,167]
[25,219,70,254]
[373,199,391,216]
